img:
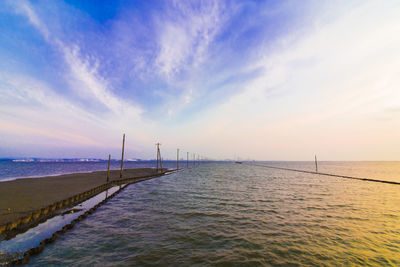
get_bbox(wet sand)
[0,168,161,226]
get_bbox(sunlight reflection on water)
[27,163,400,266]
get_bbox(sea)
[1,161,399,266]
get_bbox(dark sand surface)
[0,168,160,226]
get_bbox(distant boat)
[235,161,242,164]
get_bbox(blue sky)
[1,0,400,160]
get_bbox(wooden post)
[106,154,111,183]
[156,143,162,172]
[177,148,179,170]
[187,152,189,168]
[193,153,195,167]
[120,134,125,178]
[156,144,159,172]
[315,155,318,173]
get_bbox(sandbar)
[0,168,161,226]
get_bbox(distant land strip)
[244,163,400,185]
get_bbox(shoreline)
[0,168,156,183]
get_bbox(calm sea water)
[14,162,398,266]
[261,161,400,183]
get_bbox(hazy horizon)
[1,1,400,161]
[2,157,400,163]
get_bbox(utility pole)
[106,154,111,182]
[315,155,318,173]
[177,148,179,170]
[187,152,189,168]
[120,134,125,178]
[156,143,162,172]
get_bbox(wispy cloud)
[14,2,141,116]
[61,44,141,117]
[1,0,400,160]
[155,1,226,78]
[0,73,103,145]
[11,0,50,40]
[1,1,153,157]
[158,0,400,160]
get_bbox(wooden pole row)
[107,134,210,181]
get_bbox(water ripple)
[27,163,400,266]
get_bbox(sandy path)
[0,168,160,225]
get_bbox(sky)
[0,0,400,161]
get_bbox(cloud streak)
[1,0,400,160]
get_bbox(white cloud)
[0,73,103,146]
[10,0,50,41]
[155,1,225,78]
[61,44,142,117]
[11,2,142,118]
[3,0,400,160]
[2,2,155,157]
[161,0,400,160]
